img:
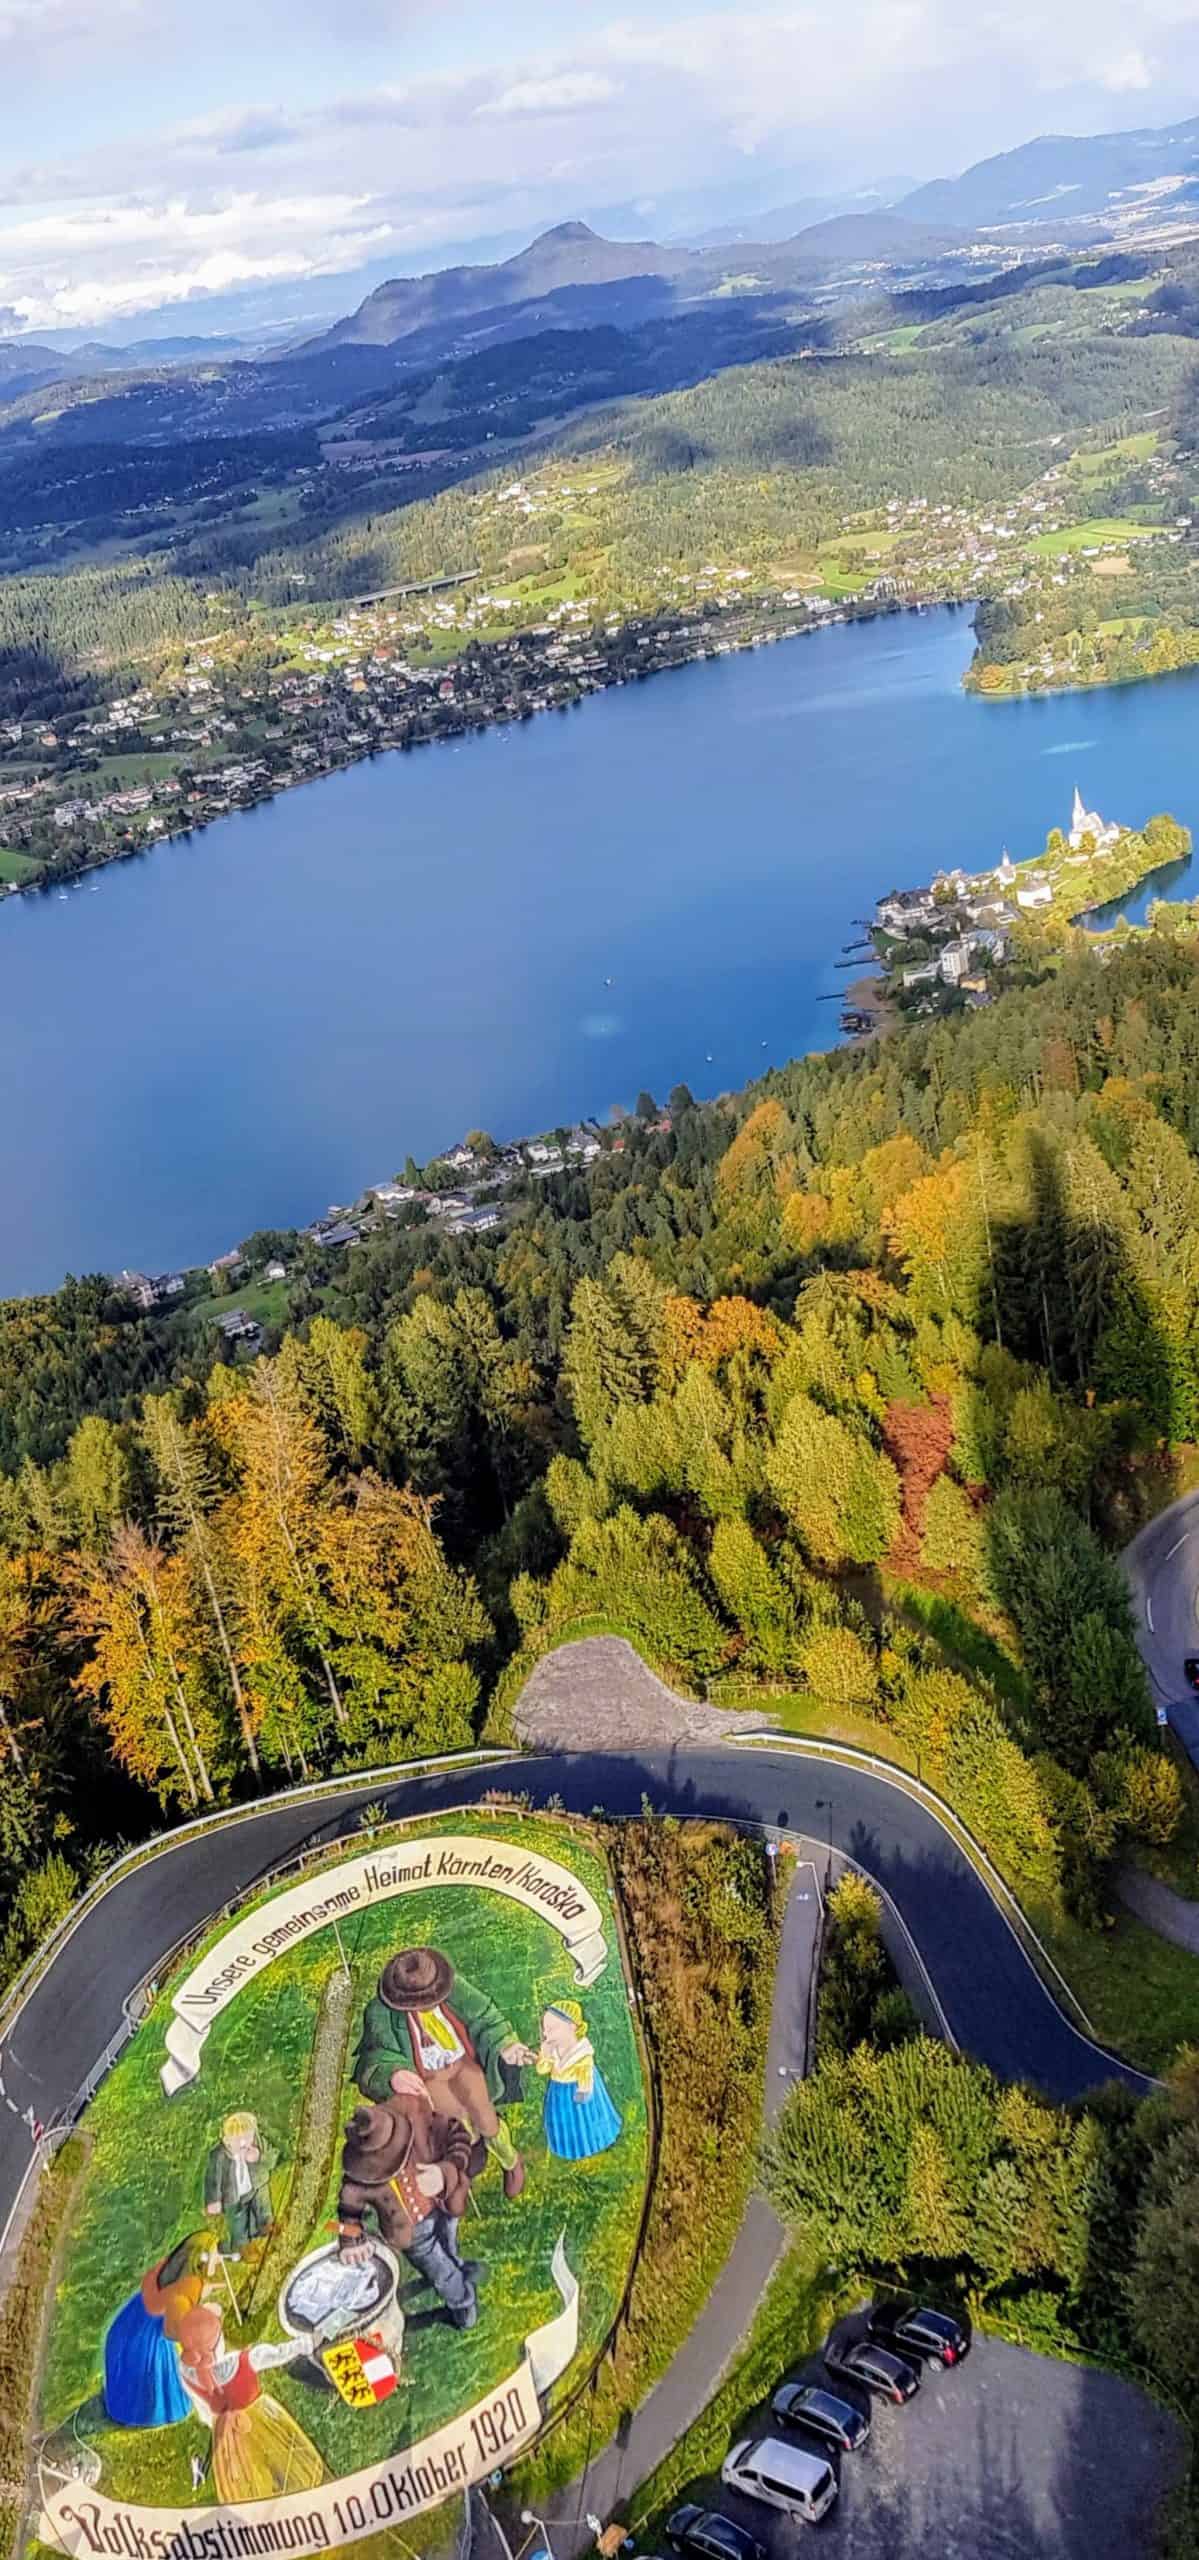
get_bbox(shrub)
[1093,1743,1184,1848]
[920,1475,984,1578]
[798,1623,878,1713]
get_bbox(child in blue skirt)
[536,2000,621,2160]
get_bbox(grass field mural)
[33,1813,649,2554]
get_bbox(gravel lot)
[673,2325,1183,2560]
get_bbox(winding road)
[0,1728,1155,2264]
[1125,1486,1199,1762]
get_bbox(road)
[1124,1486,1199,1762]
[0,1740,1152,2258]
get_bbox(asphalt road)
[1125,1486,1199,1763]
[0,1741,1152,2256]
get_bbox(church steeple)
[1072,785,1087,834]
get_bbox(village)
[867,786,1179,1015]
[110,1114,624,1354]
[0,571,856,894]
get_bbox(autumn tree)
[73,1523,219,1806]
[767,1393,901,1567]
[141,1392,260,1777]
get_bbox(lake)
[5,602,1199,1295]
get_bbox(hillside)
[309,221,697,351]
[899,115,1199,234]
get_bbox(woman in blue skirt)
[103,2231,215,2428]
[536,2001,622,2161]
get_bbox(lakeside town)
[866,788,1193,1021]
[112,1113,636,1354]
[2,412,1189,902]
[0,574,887,896]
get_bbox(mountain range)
[303,110,1199,359]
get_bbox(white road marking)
[1146,1597,1155,1632]
[1166,1531,1193,1560]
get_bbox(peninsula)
[870,792,1192,1016]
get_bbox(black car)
[1185,1657,1199,1695]
[665,2508,765,2560]
[770,2380,871,2451]
[824,2336,921,2404]
[867,2301,970,2368]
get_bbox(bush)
[920,1475,984,1578]
[1093,1743,1184,1848]
[2,1850,77,1977]
[817,1873,918,2059]
[798,1623,878,1713]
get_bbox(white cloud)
[477,72,620,119]
[3,2,1199,329]
[1098,47,1155,88]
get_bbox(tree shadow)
[981,1128,1175,1433]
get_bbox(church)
[1067,786,1120,853]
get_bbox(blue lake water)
[5,601,1199,1295]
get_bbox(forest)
[1,930,1198,2039]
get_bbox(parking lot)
[667,2321,1183,2559]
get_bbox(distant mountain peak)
[536,220,600,245]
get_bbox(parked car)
[770,2380,870,2452]
[824,2336,920,2403]
[1184,1656,1199,1695]
[665,2508,765,2560]
[722,2435,838,2525]
[867,2301,970,2368]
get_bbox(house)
[902,960,940,989]
[1016,875,1053,910]
[939,939,976,986]
[370,1183,419,1210]
[209,1247,246,1280]
[117,1269,187,1310]
[446,1204,502,1234]
[424,1194,470,1220]
[216,1310,262,1348]
[876,889,939,936]
[116,1269,157,1310]
[308,1219,359,1249]
[264,1260,287,1283]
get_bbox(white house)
[1016,875,1053,910]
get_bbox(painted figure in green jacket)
[353,1946,534,2199]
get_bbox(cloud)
[3,2,1199,330]
[477,72,620,119]
[1098,47,1154,88]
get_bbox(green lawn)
[1028,517,1162,556]
[90,751,182,786]
[1069,429,1160,481]
[39,1812,648,2507]
[0,847,40,885]
[185,1277,291,1331]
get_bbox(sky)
[5,0,1199,339]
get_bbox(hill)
[309,221,697,351]
[898,115,1199,235]
[784,210,966,261]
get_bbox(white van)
[721,2434,838,2524]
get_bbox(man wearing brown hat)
[353,1947,534,2200]
[336,2097,481,2329]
